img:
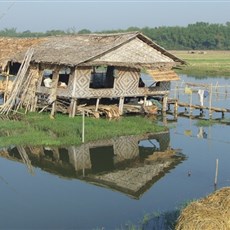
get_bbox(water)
[0,74,230,229]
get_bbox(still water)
[0,74,230,230]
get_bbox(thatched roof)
[0,37,47,71]
[147,69,180,81]
[1,32,184,69]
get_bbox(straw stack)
[176,187,230,230]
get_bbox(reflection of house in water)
[0,131,186,199]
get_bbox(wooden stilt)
[72,99,77,117]
[189,94,193,116]
[31,95,38,112]
[50,101,56,118]
[69,98,77,118]
[162,95,168,112]
[209,84,213,119]
[119,97,124,115]
[174,100,178,119]
[162,111,167,126]
[144,96,147,105]
[95,98,100,112]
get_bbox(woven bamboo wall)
[73,66,142,98]
[33,64,170,102]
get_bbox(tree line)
[1,22,230,50]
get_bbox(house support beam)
[162,94,168,112]
[50,101,56,118]
[119,97,124,115]
[95,98,100,112]
[69,98,77,118]
[31,95,38,112]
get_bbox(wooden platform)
[168,98,230,118]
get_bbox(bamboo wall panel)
[114,67,139,96]
[74,67,91,98]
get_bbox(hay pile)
[176,187,230,230]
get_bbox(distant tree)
[45,30,66,36]
[78,29,91,34]
[0,22,230,50]
[0,27,17,37]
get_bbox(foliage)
[0,113,166,147]
[1,22,230,50]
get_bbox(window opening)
[9,62,21,76]
[90,66,115,89]
[41,69,53,88]
[58,68,70,88]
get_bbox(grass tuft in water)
[0,112,166,147]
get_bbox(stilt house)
[0,32,184,117]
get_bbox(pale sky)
[0,1,229,32]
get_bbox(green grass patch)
[0,113,166,147]
[195,119,219,127]
[171,50,230,77]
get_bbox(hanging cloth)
[204,90,209,98]
[198,89,204,106]
[185,86,192,95]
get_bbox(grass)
[195,119,222,127]
[171,50,230,77]
[0,112,166,147]
[118,200,194,230]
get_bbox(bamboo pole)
[0,48,34,115]
[72,98,77,117]
[95,98,100,112]
[118,97,124,115]
[82,110,85,143]
[214,158,219,189]
[189,93,193,116]
[209,83,213,119]
[50,101,56,118]
[162,95,168,112]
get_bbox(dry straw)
[176,187,230,230]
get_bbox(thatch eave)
[79,61,175,70]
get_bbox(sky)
[0,0,230,32]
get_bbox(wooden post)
[69,67,78,118]
[72,99,77,117]
[31,95,38,112]
[50,101,56,118]
[95,98,100,112]
[209,83,213,119]
[82,110,85,177]
[162,95,168,112]
[69,98,77,118]
[162,111,167,126]
[214,158,219,189]
[144,96,147,105]
[119,97,124,115]
[82,110,85,143]
[189,93,193,116]
[174,100,178,119]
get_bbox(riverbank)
[0,113,166,147]
[171,50,230,77]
